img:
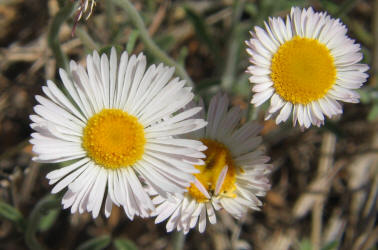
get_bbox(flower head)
[72,0,96,35]
[30,48,207,219]
[246,7,369,128]
[151,93,272,234]
[76,0,96,21]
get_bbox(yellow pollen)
[270,36,336,104]
[188,139,238,203]
[82,109,145,169]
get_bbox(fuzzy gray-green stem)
[172,231,185,250]
[113,0,194,88]
[48,2,77,72]
[221,0,246,91]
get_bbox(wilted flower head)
[151,93,272,234]
[72,0,96,35]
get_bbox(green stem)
[25,195,60,250]
[220,0,246,91]
[48,2,77,71]
[245,86,255,121]
[106,0,116,40]
[113,0,194,88]
[373,0,378,87]
[76,27,100,51]
[172,231,185,250]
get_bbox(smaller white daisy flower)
[150,93,272,234]
[246,7,369,128]
[30,48,207,219]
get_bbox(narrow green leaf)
[322,241,339,250]
[183,7,220,60]
[25,195,60,250]
[196,78,221,91]
[368,103,378,121]
[245,3,258,17]
[154,34,175,54]
[114,238,138,250]
[99,45,123,56]
[177,47,189,67]
[37,208,59,232]
[298,239,312,250]
[358,89,371,104]
[77,235,112,250]
[127,30,140,54]
[0,201,24,227]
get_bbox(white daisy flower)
[30,48,207,219]
[151,93,272,234]
[246,7,369,128]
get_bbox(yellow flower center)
[270,36,336,104]
[188,139,238,203]
[82,109,146,169]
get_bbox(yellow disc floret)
[82,109,146,169]
[270,36,336,104]
[188,139,238,203]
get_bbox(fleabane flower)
[246,7,369,128]
[72,0,96,35]
[30,48,207,219]
[76,0,96,22]
[151,93,272,234]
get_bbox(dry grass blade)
[292,132,337,219]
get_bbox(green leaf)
[99,45,123,56]
[183,6,220,60]
[368,103,378,121]
[114,238,138,250]
[127,30,140,54]
[0,201,24,228]
[196,77,221,91]
[177,47,189,67]
[37,208,59,232]
[77,235,112,250]
[298,238,312,250]
[358,89,371,104]
[245,3,258,17]
[154,34,175,54]
[322,241,339,250]
[25,195,60,250]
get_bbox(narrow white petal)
[198,206,207,233]
[193,178,211,199]
[215,165,228,195]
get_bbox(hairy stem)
[48,1,77,71]
[113,0,194,87]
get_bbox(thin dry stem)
[311,132,336,250]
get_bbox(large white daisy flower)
[151,93,272,234]
[30,48,207,219]
[246,7,369,128]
